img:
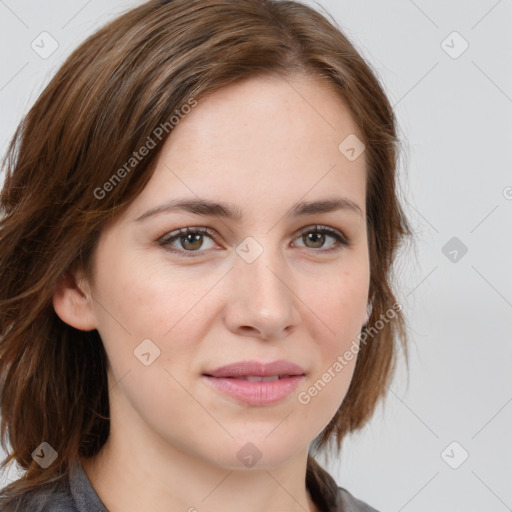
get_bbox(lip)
[203,360,306,378]
[202,360,306,406]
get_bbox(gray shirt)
[0,460,379,511]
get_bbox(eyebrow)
[134,196,364,222]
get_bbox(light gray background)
[0,1,511,511]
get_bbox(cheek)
[94,251,205,335]
[297,262,368,409]
[300,262,369,344]
[91,260,208,424]
[297,277,365,434]
[91,256,218,385]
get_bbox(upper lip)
[203,360,306,378]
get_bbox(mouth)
[201,360,306,406]
[207,375,297,382]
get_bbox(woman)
[0,0,412,510]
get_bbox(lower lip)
[202,375,305,406]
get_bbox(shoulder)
[0,479,77,512]
[0,460,106,512]
[335,486,380,512]
[305,456,380,512]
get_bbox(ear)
[362,300,373,328]
[52,267,97,331]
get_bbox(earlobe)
[52,269,97,331]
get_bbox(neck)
[81,429,320,512]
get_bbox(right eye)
[158,227,219,256]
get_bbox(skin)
[53,72,370,512]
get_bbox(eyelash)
[157,225,351,258]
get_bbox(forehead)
[124,73,366,222]
[167,73,362,156]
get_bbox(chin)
[206,433,308,471]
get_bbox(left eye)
[158,225,349,256]
[293,225,349,251]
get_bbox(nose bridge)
[236,237,289,308]
[225,235,300,338]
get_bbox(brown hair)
[0,0,412,501]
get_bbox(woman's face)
[74,73,369,469]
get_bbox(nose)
[222,242,301,340]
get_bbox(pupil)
[306,232,324,248]
[183,234,202,250]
